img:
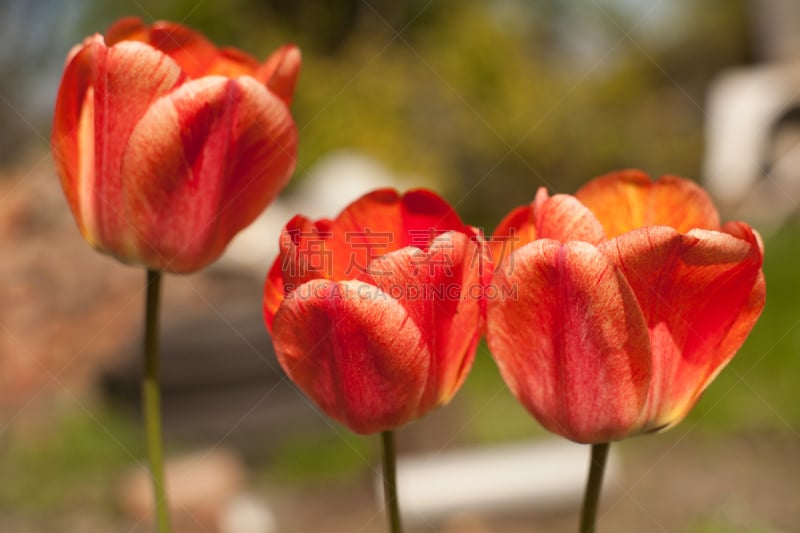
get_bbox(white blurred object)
[219,494,277,533]
[217,151,419,277]
[703,60,800,227]
[703,0,800,229]
[292,150,407,219]
[377,439,621,524]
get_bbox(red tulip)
[487,170,765,443]
[52,17,300,272]
[264,189,487,434]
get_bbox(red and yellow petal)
[534,193,606,244]
[334,189,467,250]
[264,214,339,328]
[140,19,229,78]
[490,204,539,265]
[104,17,299,98]
[207,47,261,79]
[121,75,296,272]
[272,188,471,289]
[52,35,103,236]
[576,170,721,237]
[272,279,430,434]
[600,225,764,430]
[490,188,605,268]
[364,231,483,410]
[52,38,185,258]
[263,256,287,332]
[487,240,652,443]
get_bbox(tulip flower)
[487,170,765,444]
[264,188,486,532]
[51,18,300,533]
[264,188,486,434]
[487,170,765,533]
[52,16,299,273]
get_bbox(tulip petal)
[536,194,607,244]
[576,170,721,237]
[52,36,102,237]
[106,17,263,79]
[145,20,225,78]
[263,215,338,328]
[266,192,481,329]
[52,39,185,257]
[211,47,261,78]
[487,240,652,443]
[322,188,465,273]
[490,188,549,256]
[490,188,605,268]
[490,204,539,259]
[255,44,302,106]
[263,256,287,332]
[105,16,149,45]
[600,225,764,430]
[335,189,467,248]
[272,279,430,434]
[122,75,297,272]
[365,232,483,410]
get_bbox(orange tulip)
[487,170,765,443]
[264,189,487,434]
[52,17,300,272]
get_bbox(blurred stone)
[118,448,245,532]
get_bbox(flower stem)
[144,269,171,533]
[579,442,610,533]
[381,430,402,533]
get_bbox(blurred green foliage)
[266,431,373,483]
[0,406,143,513]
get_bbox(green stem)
[579,442,610,533]
[144,269,171,533]
[381,430,402,533]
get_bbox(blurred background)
[0,0,798,531]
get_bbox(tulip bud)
[264,189,487,434]
[52,17,300,273]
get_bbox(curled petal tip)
[260,44,302,106]
[532,186,550,208]
[722,220,765,255]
